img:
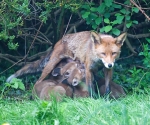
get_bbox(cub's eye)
[101,53,106,56]
[64,71,70,78]
[112,52,117,55]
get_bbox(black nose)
[108,64,112,68]
[74,81,77,84]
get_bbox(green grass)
[0,94,150,125]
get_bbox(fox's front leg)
[85,64,94,98]
[104,68,113,95]
[38,57,61,82]
[36,46,65,83]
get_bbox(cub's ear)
[116,33,127,46]
[90,31,101,44]
[52,68,61,76]
[62,78,69,85]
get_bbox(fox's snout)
[105,62,114,69]
[108,64,113,68]
[101,58,114,69]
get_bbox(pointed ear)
[52,68,61,76]
[116,33,127,46]
[62,78,69,84]
[90,31,101,44]
[61,62,77,75]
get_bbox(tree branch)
[0,47,52,64]
[0,54,22,60]
[123,4,137,54]
[67,20,85,34]
[19,34,52,45]
[130,0,150,21]
[127,33,150,39]
[125,38,137,54]
[114,1,150,10]
[117,53,134,61]
[132,21,150,29]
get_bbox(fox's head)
[91,31,127,69]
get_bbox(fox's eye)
[101,53,106,56]
[112,52,117,55]
[64,71,70,77]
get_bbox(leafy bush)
[114,38,150,94]
[0,0,30,50]
[0,78,25,99]
[81,1,139,35]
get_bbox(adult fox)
[35,31,127,96]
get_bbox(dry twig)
[130,0,150,21]
[0,22,43,74]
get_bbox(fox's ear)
[116,33,127,46]
[91,31,101,44]
[61,62,77,75]
[52,68,61,76]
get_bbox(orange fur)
[34,62,88,100]
[32,62,79,98]
[34,61,126,100]
[36,31,126,96]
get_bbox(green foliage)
[123,38,150,93]
[113,39,150,94]
[0,0,29,50]
[81,1,139,35]
[1,78,25,98]
[6,78,25,91]
[0,0,82,51]
[139,38,150,68]
[126,67,150,93]
[7,41,19,50]
[36,0,81,23]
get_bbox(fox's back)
[62,31,94,62]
